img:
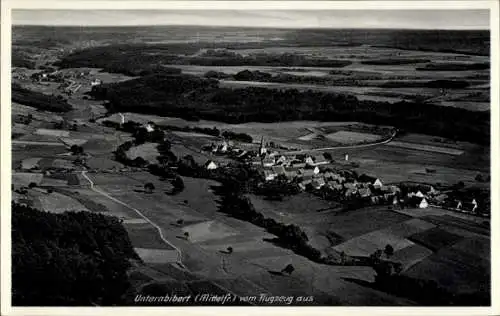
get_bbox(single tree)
[226,247,233,254]
[384,244,394,258]
[144,182,155,194]
[28,182,37,189]
[183,232,190,240]
[281,264,295,275]
[176,219,184,225]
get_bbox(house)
[299,167,319,178]
[290,161,306,168]
[323,172,335,180]
[269,151,279,158]
[373,178,383,189]
[344,153,349,161]
[144,122,155,133]
[272,165,286,176]
[217,141,228,153]
[305,156,315,166]
[263,169,277,181]
[275,155,287,165]
[284,170,298,180]
[312,155,328,165]
[204,160,218,170]
[358,187,372,198]
[344,182,357,190]
[311,178,326,190]
[418,198,429,209]
[415,191,425,198]
[91,78,102,86]
[262,156,275,167]
[345,188,357,197]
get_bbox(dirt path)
[80,171,257,304]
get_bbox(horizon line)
[11,24,490,31]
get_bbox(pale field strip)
[181,220,239,243]
[134,248,179,264]
[324,130,382,144]
[12,172,44,186]
[385,140,465,155]
[37,192,89,214]
[34,128,70,137]
[21,157,41,169]
[171,131,217,138]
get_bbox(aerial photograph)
[9,8,491,307]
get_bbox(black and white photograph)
[1,1,498,313]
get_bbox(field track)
[80,171,257,304]
[284,130,397,154]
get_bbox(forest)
[12,203,139,306]
[90,73,490,144]
[12,84,73,112]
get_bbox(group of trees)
[12,203,139,305]
[216,186,323,262]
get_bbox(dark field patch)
[327,208,411,240]
[408,227,463,252]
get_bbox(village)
[202,136,485,217]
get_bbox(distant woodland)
[90,74,489,144]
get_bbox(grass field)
[126,143,159,163]
[325,131,382,144]
[385,141,464,155]
[37,191,89,213]
[12,172,44,186]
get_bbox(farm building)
[284,170,298,180]
[91,78,102,86]
[415,191,425,198]
[312,155,328,166]
[345,188,357,197]
[263,169,277,181]
[328,182,344,191]
[272,166,286,176]
[144,122,155,133]
[275,155,287,165]
[344,182,357,190]
[358,187,372,198]
[311,178,326,189]
[262,156,275,167]
[419,198,429,209]
[204,160,218,170]
[298,168,319,178]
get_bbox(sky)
[12,9,490,30]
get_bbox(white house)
[415,191,425,198]
[205,160,218,170]
[144,122,155,132]
[311,178,326,189]
[262,156,275,167]
[275,155,287,165]
[373,178,383,189]
[305,156,315,166]
[419,198,429,209]
[91,78,102,86]
[263,169,277,181]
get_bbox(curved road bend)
[80,171,258,304]
[283,130,397,155]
